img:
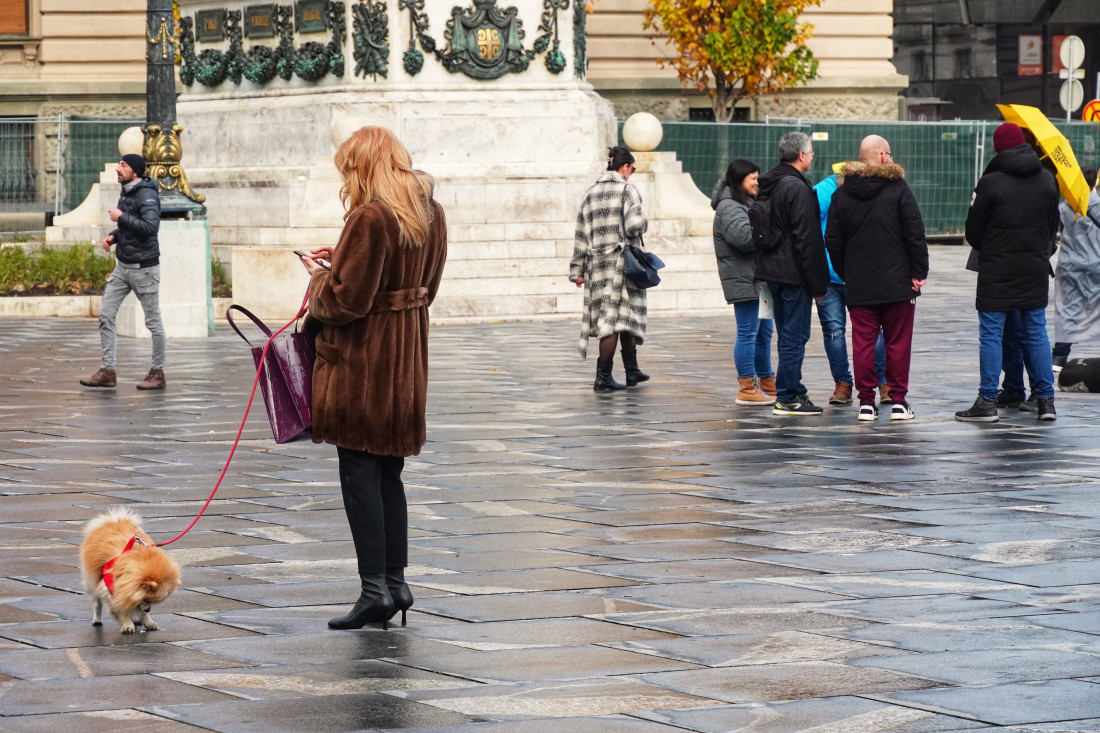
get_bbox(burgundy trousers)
[849,300,916,405]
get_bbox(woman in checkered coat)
[569,146,650,392]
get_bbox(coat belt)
[368,287,429,314]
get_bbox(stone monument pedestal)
[118,219,214,338]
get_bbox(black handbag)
[619,184,664,288]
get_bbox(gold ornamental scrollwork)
[143,124,207,204]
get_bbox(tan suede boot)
[79,368,117,388]
[736,377,775,406]
[756,375,777,398]
[828,381,853,405]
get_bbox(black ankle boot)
[620,347,650,387]
[328,574,395,630]
[594,358,627,392]
[385,567,414,626]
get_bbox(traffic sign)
[1084,99,1100,122]
[1060,35,1085,70]
[1061,80,1085,112]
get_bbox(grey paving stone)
[824,619,1100,653]
[180,631,467,665]
[391,678,716,719]
[0,710,208,732]
[810,594,1057,623]
[598,580,853,609]
[957,559,1100,588]
[637,697,992,732]
[640,661,942,703]
[876,679,1100,726]
[610,629,903,667]
[0,674,240,715]
[149,693,481,732]
[411,568,642,595]
[390,716,687,732]
[406,617,676,651]
[393,644,701,683]
[769,570,1026,599]
[850,647,1100,685]
[0,642,245,680]
[414,590,663,622]
[1026,610,1100,636]
[594,608,870,636]
[578,558,818,584]
[749,549,966,574]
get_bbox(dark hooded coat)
[306,201,448,457]
[965,144,1059,312]
[824,161,928,307]
[753,163,829,298]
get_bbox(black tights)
[598,332,637,361]
[336,447,407,576]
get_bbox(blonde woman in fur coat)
[299,127,447,630]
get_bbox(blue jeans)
[874,332,887,386]
[1001,310,1036,399]
[768,282,812,403]
[816,283,852,385]
[979,309,1053,402]
[733,300,773,378]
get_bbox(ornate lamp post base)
[143,123,207,219]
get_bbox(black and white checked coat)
[569,172,649,359]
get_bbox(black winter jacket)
[710,181,759,304]
[965,144,1059,312]
[754,163,829,297]
[824,162,928,307]
[110,177,161,266]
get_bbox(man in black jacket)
[757,131,830,416]
[825,135,928,422]
[955,122,1059,422]
[80,154,167,390]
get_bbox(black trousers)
[336,447,407,576]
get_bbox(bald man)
[825,135,928,421]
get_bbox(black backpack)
[747,193,782,251]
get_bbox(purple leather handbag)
[227,305,316,443]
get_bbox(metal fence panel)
[624,118,1100,237]
[0,115,141,218]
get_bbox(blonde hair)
[334,126,435,247]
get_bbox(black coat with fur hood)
[824,161,928,307]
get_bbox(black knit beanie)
[121,153,146,177]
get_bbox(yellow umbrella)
[997,103,1091,216]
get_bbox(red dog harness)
[101,535,147,596]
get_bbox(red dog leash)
[155,292,310,548]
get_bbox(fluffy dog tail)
[82,505,141,539]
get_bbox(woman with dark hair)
[299,126,447,630]
[711,158,775,405]
[569,146,650,391]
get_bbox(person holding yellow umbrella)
[955,122,1060,423]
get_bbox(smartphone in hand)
[293,250,331,270]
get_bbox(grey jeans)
[98,261,166,371]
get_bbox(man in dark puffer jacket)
[80,154,167,391]
[955,122,1059,422]
[756,131,831,416]
[826,135,928,422]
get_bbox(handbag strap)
[225,304,274,348]
[620,183,644,249]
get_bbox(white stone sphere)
[118,127,144,156]
[331,116,366,149]
[622,112,663,152]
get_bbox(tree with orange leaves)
[643,0,822,122]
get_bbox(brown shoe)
[136,369,166,390]
[829,381,853,405]
[879,384,893,405]
[80,368,117,388]
[736,377,775,406]
[757,375,777,398]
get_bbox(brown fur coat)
[306,200,447,456]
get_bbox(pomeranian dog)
[80,507,182,633]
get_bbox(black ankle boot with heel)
[328,574,395,630]
[594,358,627,392]
[385,567,414,626]
[620,346,649,387]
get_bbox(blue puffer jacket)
[110,177,161,266]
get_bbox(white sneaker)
[890,401,915,420]
[857,404,878,421]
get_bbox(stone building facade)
[587,0,908,121]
